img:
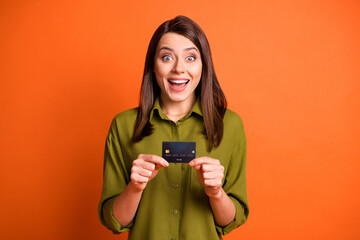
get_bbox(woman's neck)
[159,94,196,122]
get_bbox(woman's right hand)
[113,155,168,226]
[130,154,169,191]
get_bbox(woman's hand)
[130,154,169,191]
[189,157,225,198]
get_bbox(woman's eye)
[162,55,173,61]
[186,56,196,61]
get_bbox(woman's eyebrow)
[184,47,199,52]
[159,46,174,51]
[159,46,199,52]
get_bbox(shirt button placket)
[170,123,181,240]
[170,170,181,239]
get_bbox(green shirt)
[98,98,249,240]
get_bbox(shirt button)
[173,184,179,189]
[173,210,178,215]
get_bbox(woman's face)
[154,32,202,105]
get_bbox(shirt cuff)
[102,196,134,233]
[215,196,248,235]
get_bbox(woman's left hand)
[189,157,224,198]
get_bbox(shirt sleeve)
[216,120,249,235]
[98,117,133,233]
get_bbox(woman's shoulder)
[224,108,244,128]
[106,107,139,137]
[113,107,138,121]
[110,107,139,129]
[223,108,246,139]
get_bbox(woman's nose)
[173,59,185,73]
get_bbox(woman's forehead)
[157,32,199,51]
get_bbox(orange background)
[1,0,359,239]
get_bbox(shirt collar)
[150,97,203,121]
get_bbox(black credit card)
[162,141,196,163]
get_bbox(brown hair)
[132,15,227,151]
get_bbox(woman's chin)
[163,91,194,104]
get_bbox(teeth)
[169,80,188,84]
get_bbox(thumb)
[154,163,167,171]
[193,164,202,172]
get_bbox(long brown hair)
[132,15,227,151]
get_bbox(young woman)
[98,15,249,240]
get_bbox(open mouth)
[168,79,190,85]
[168,79,189,92]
